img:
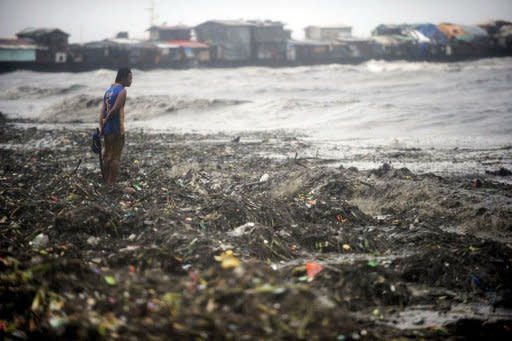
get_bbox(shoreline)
[1,54,512,74]
[1,118,511,338]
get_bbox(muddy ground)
[1,114,512,340]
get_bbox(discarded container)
[306,261,324,281]
[214,250,241,269]
[259,173,270,183]
[31,233,49,248]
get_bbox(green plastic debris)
[104,275,117,286]
[367,259,379,268]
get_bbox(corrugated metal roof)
[167,40,209,48]
[287,39,330,46]
[0,38,45,50]
[147,25,191,31]
[198,20,256,27]
[305,25,352,30]
[107,38,145,45]
[197,20,283,28]
[156,42,180,49]
[336,37,372,43]
[17,27,70,37]
[247,20,284,27]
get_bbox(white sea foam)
[1,58,511,148]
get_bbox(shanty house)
[413,24,448,45]
[404,24,449,59]
[0,39,42,62]
[251,20,288,61]
[305,25,352,41]
[16,28,69,63]
[195,20,253,62]
[372,24,409,37]
[479,20,512,55]
[438,23,490,58]
[147,25,191,41]
[163,40,210,66]
[371,35,414,59]
[155,42,181,65]
[73,40,130,67]
[286,40,331,63]
[335,37,374,62]
[74,38,158,69]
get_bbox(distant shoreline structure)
[1,20,511,73]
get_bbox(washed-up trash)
[228,222,256,237]
[104,275,117,286]
[214,250,241,269]
[30,233,49,248]
[306,199,317,208]
[306,261,324,281]
[123,187,137,194]
[259,173,269,183]
[87,236,100,246]
[367,259,379,267]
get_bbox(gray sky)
[1,0,511,43]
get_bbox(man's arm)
[99,100,105,134]
[104,89,127,121]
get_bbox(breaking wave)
[38,95,250,123]
[0,58,511,148]
[0,84,86,100]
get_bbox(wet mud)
[1,115,511,339]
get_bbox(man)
[99,67,132,185]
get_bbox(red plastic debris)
[306,261,324,281]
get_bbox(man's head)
[115,67,132,87]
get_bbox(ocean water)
[1,58,512,174]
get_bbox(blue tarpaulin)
[414,24,448,45]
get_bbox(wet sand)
[1,115,511,339]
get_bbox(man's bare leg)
[110,159,120,184]
[103,157,112,185]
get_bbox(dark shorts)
[104,134,124,161]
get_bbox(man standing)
[99,68,132,185]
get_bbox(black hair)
[115,67,132,82]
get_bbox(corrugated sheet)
[17,27,69,38]
[0,39,40,49]
[167,40,209,48]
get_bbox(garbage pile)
[1,116,511,339]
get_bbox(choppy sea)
[1,58,511,174]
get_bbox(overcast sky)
[1,0,511,42]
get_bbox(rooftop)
[305,25,352,29]
[198,20,284,27]
[16,27,70,37]
[0,38,43,49]
[147,25,191,31]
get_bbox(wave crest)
[0,84,86,100]
[38,95,250,123]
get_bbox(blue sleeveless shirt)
[102,84,124,136]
